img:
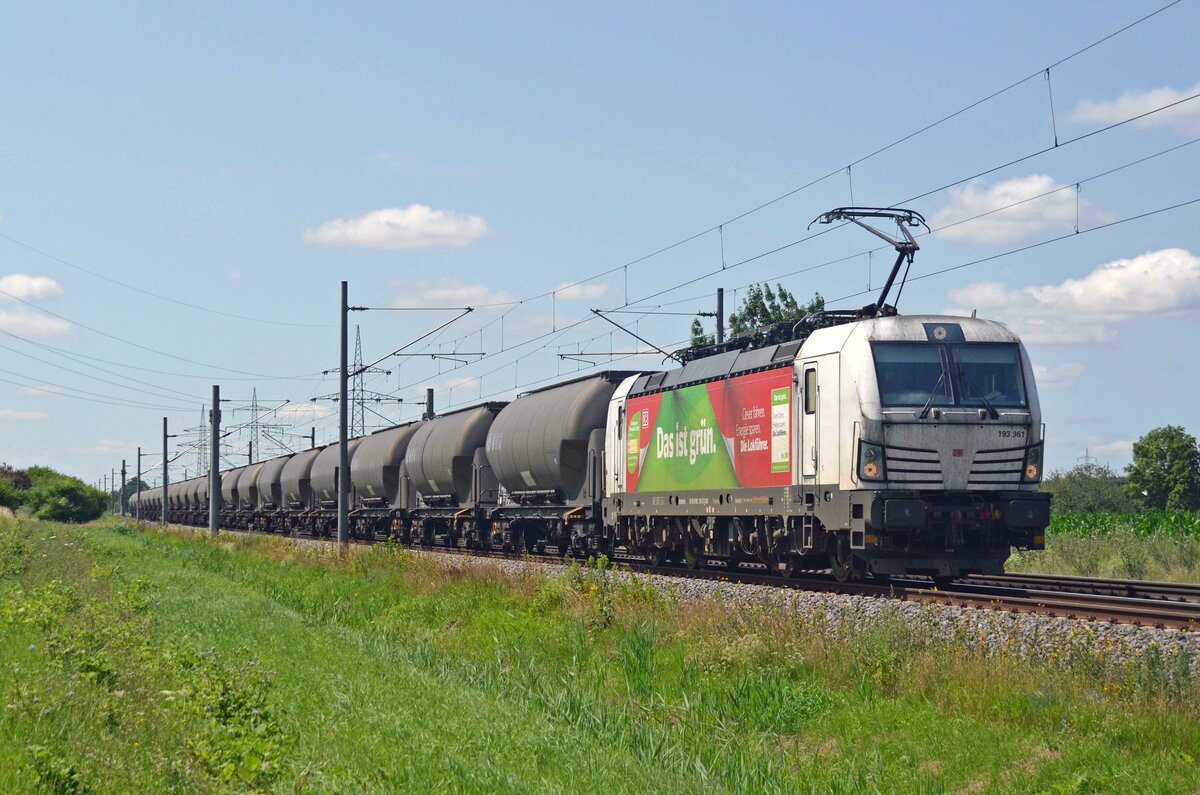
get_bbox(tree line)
[1045,426,1200,513]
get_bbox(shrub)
[21,467,107,523]
[1041,463,1132,513]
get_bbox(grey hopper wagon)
[280,448,323,510]
[351,422,424,509]
[255,455,292,509]
[220,467,246,510]
[310,439,365,506]
[172,481,189,510]
[238,462,266,510]
[486,372,636,504]
[180,478,194,510]
[189,477,208,509]
[406,403,505,506]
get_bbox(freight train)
[130,209,1051,582]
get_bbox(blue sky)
[2,1,1198,484]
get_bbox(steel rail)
[965,572,1200,604]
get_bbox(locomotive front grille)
[884,445,943,487]
[968,445,1026,485]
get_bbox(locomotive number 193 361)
[997,429,1026,439]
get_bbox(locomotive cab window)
[872,343,952,407]
[871,341,1027,408]
[953,344,1026,407]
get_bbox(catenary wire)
[0,232,330,329]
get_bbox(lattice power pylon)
[314,325,400,434]
[351,325,390,436]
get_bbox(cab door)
[801,362,818,481]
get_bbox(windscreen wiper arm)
[917,368,948,419]
[957,366,999,419]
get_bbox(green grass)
[2,516,1199,793]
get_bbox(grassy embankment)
[1009,511,1200,582]
[2,516,1199,793]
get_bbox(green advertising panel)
[634,383,739,491]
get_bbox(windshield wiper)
[957,366,999,419]
[917,368,948,419]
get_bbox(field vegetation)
[2,516,1199,792]
[1009,510,1200,582]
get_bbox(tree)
[689,284,825,347]
[1124,426,1200,511]
[20,466,108,523]
[0,463,31,491]
[0,463,31,510]
[1041,462,1132,513]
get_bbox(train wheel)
[684,545,706,571]
[830,535,865,583]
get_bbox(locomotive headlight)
[1022,443,1044,483]
[858,440,886,481]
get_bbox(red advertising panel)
[625,366,792,492]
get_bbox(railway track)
[964,572,1200,604]
[189,523,1200,632]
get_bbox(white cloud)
[1093,439,1134,456]
[277,403,335,421]
[393,279,517,308]
[947,248,1200,343]
[1067,81,1200,135]
[931,174,1110,244]
[16,384,59,397]
[227,270,243,284]
[1032,362,1086,387]
[0,310,72,338]
[0,408,49,421]
[0,274,63,302]
[303,204,488,250]
[0,274,70,338]
[555,282,609,300]
[74,438,137,454]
